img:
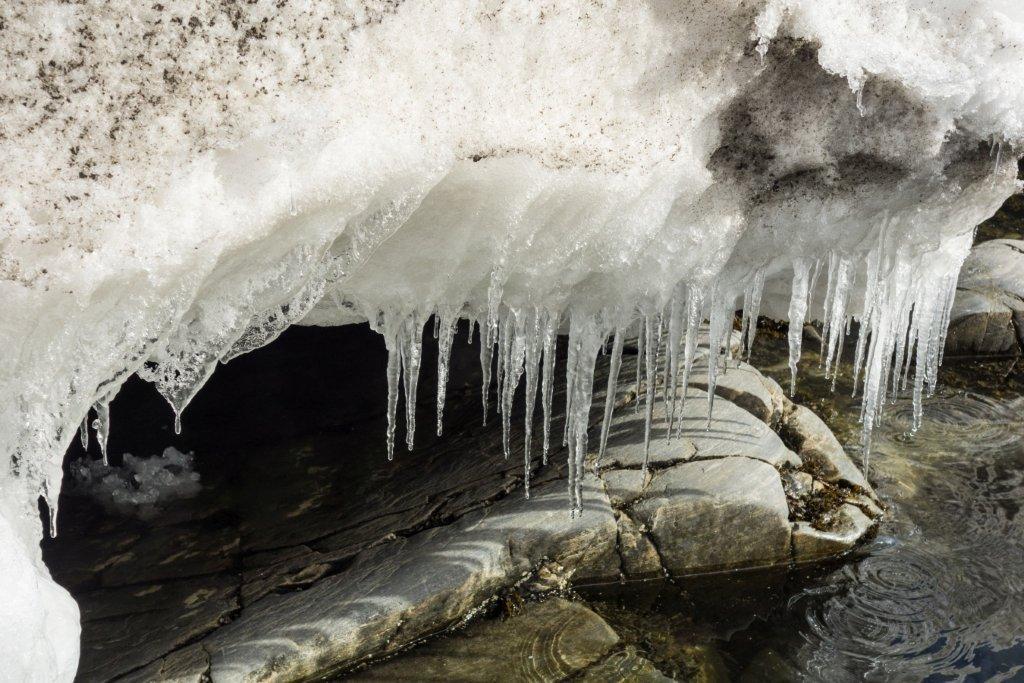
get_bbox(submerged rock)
[578,645,675,683]
[348,598,619,681]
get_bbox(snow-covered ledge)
[2,2,1023,677]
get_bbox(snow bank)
[1,1,1023,677]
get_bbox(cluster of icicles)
[366,252,961,516]
[75,242,963,520]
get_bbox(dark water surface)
[580,338,1024,682]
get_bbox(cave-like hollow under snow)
[2,1,1024,678]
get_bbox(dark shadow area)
[42,320,578,681]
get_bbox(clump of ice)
[70,447,201,519]
[1,1,1023,678]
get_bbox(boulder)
[631,458,792,574]
[947,239,1024,355]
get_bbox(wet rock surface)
[947,238,1024,356]
[347,598,620,681]
[44,325,880,681]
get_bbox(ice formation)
[2,0,1024,678]
[71,447,201,519]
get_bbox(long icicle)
[597,329,624,466]
[436,310,458,436]
[523,309,542,497]
[787,259,811,396]
[540,311,557,464]
[402,312,424,451]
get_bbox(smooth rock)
[690,360,777,425]
[204,479,617,681]
[945,289,1018,355]
[793,504,874,560]
[780,401,872,494]
[631,458,792,574]
[350,598,619,681]
[120,644,211,683]
[678,388,800,468]
[75,574,237,681]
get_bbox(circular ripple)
[882,391,1024,453]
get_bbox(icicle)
[385,335,402,461]
[564,312,603,516]
[540,312,557,464]
[522,310,542,498]
[787,260,811,396]
[634,317,645,414]
[436,311,457,436]
[501,310,527,461]
[479,320,493,425]
[44,491,58,539]
[675,288,705,437]
[741,268,765,360]
[665,293,684,433]
[705,292,733,427]
[79,411,90,450]
[564,316,581,449]
[91,398,111,465]
[641,314,658,471]
[173,412,182,436]
[496,312,513,417]
[400,313,424,451]
[855,86,865,116]
[597,329,624,465]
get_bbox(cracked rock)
[631,457,792,574]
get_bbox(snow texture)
[71,447,201,519]
[1,1,1023,678]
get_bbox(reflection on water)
[585,342,1024,682]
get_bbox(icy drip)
[665,294,684,433]
[478,321,493,426]
[820,254,855,388]
[676,289,705,437]
[563,313,603,516]
[522,311,543,497]
[740,269,766,361]
[79,411,90,450]
[641,312,660,471]
[500,310,527,461]
[435,311,458,436]
[705,292,733,427]
[384,337,402,461]
[787,260,812,396]
[634,317,645,415]
[401,313,424,451]
[91,398,112,465]
[540,314,558,464]
[597,329,624,464]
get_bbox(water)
[582,334,1024,681]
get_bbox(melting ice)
[2,0,1024,678]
